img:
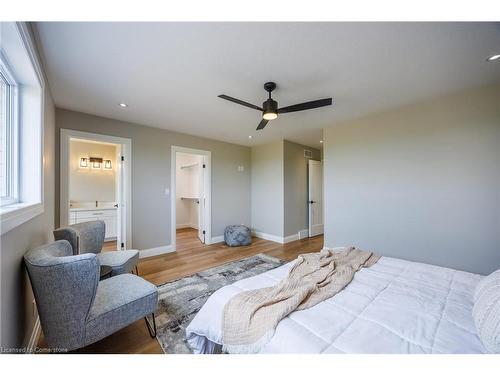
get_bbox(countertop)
[70,206,117,212]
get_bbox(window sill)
[0,202,44,235]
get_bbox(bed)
[185,255,487,354]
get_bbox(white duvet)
[186,256,487,354]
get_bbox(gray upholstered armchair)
[53,220,139,276]
[24,240,158,351]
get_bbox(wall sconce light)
[79,156,113,170]
[90,157,103,169]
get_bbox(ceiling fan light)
[263,112,278,120]
[262,98,278,120]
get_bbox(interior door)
[115,145,123,250]
[197,156,205,244]
[308,160,324,237]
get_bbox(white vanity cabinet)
[69,208,117,240]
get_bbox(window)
[0,22,44,235]
[0,57,19,207]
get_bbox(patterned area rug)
[151,253,284,354]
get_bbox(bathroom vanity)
[69,206,117,241]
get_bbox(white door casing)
[308,160,324,237]
[171,146,212,251]
[60,129,132,250]
[115,145,123,249]
[197,156,205,243]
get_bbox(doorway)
[60,129,132,250]
[171,146,211,251]
[308,159,324,237]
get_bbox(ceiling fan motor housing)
[263,98,278,118]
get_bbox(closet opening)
[171,146,211,251]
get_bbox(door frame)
[171,146,212,251]
[308,159,324,237]
[60,129,132,250]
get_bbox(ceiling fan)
[218,82,333,130]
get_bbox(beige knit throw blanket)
[221,247,380,353]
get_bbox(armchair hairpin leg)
[145,313,157,338]
[135,265,139,275]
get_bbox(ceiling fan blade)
[278,98,332,114]
[256,119,269,130]
[218,95,262,111]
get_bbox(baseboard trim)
[27,315,41,353]
[210,235,224,244]
[253,231,285,244]
[253,231,310,244]
[139,244,174,258]
[283,233,299,243]
[298,229,309,240]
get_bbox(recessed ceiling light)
[248,135,253,139]
[486,54,500,62]
[320,140,324,143]
[119,103,128,108]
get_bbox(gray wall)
[324,84,500,275]
[0,70,56,348]
[251,141,284,237]
[283,140,321,237]
[55,109,251,250]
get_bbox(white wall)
[175,152,203,229]
[251,140,321,240]
[69,139,117,204]
[323,84,500,275]
[251,141,284,237]
[283,140,321,237]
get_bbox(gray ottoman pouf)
[224,225,252,247]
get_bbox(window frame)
[0,22,45,235]
[0,55,20,207]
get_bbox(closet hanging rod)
[180,197,200,203]
[180,163,199,169]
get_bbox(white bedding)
[186,256,487,354]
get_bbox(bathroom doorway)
[60,129,132,250]
[171,146,211,251]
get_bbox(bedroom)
[1,1,499,374]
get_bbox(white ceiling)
[35,22,500,148]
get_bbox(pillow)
[473,270,500,353]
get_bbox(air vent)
[304,150,313,159]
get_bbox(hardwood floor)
[102,240,117,252]
[39,228,324,354]
[139,229,324,286]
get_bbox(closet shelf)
[181,197,199,201]
[180,163,199,169]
